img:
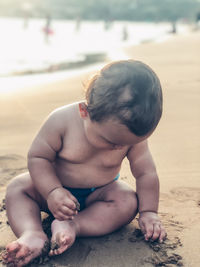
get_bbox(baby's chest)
[59,140,92,163]
[58,140,126,168]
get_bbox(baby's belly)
[54,159,121,188]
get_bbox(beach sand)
[0,31,200,267]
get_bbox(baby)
[4,60,166,266]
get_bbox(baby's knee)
[116,189,138,214]
[105,183,137,219]
[6,172,31,197]
[6,173,48,212]
[109,189,138,225]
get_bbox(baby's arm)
[127,140,166,242]
[28,109,77,220]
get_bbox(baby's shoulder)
[50,102,78,119]
[48,102,80,130]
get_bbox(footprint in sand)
[0,154,27,186]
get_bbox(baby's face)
[83,118,151,150]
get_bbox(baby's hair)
[85,60,163,136]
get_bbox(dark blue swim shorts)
[65,173,120,210]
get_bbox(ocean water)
[0,17,190,93]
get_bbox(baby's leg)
[3,172,49,266]
[50,180,137,255]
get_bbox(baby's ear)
[79,102,88,118]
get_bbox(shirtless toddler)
[3,60,166,266]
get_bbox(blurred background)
[0,0,200,91]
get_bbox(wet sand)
[0,31,200,266]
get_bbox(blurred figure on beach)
[122,25,129,41]
[43,14,54,43]
[21,2,32,30]
[74,16,81,32]
[195,11,200,29]
[171,21,177,34]
[23,13,29,29]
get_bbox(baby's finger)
[61,205,77,216]
[144,224,154,241]
[151,223,161,241]
[65,191,79,205]
[159,226,167,243]
[63,197,77,210]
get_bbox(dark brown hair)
[85,60,163,136]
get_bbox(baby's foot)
[49,219,78,256]
[2,231,48,267]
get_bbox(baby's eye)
[101,136,124,149]
[106,140,116,147]
[112,145,124,150]
[107,142,124,150]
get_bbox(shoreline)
[0,18,191,78]
[0,29,192,94]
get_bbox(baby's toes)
[15,246,30,260]
[3,242,21,263]
[6,241,21,255]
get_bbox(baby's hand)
[47,187,78,220]
[138,211,166,243]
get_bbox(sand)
[0,30,200,267]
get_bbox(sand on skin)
[0,31,200,267]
